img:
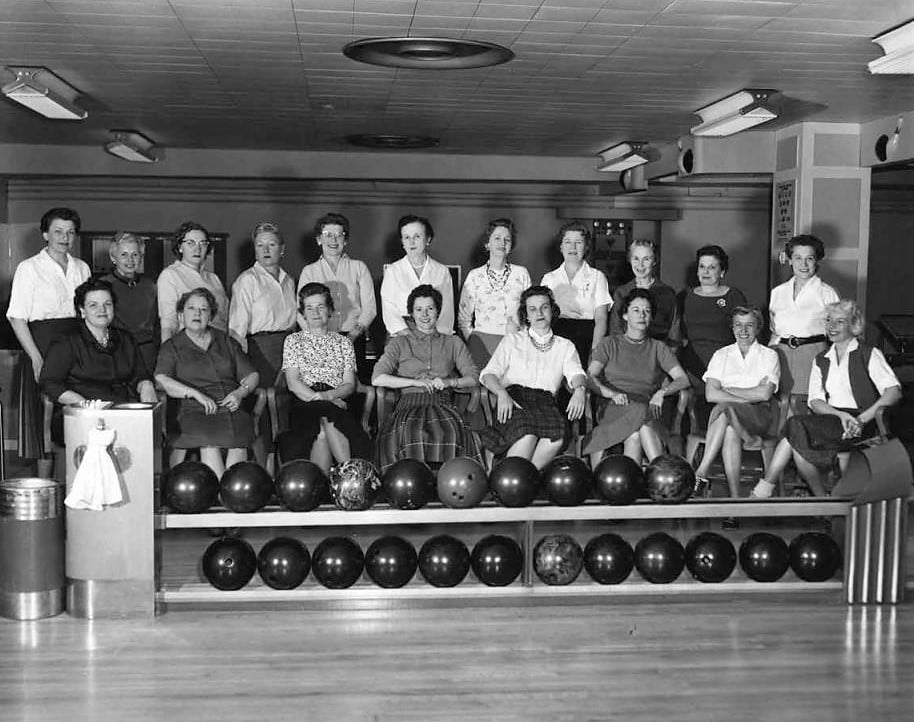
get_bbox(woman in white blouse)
[768,234,839,413]
[380,215,455,339]
[457,218,531,367]
[479,286,587,469]
[540,220,612,368]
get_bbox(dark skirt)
[786,409,874,470]
[552,318,595,368]
[277,385,371,464]
[375,390,482,472]
[478,386,569,455]
[247,331,291,388]
[167,399,255,449]
[582,396,667,455]
[708,399,776,444]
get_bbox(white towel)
[64,425,123,511]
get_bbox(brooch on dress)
[716,298,727,308]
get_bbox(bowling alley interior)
[2,1,914,719]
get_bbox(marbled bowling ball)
[312,537,364,589]
[219,461,274,513]
[257,537,310,590]
[274,459,327,512]
[437,456,488,508]
[328,458,382,511]
[471,534,523,587]
[383,458,435,510]
[634,532,685,584]
[163,460,219,513]
[418,535,471,587]
[593,454,644,506]
[533,534,584,585]
[541,455,593,506]
[644,454,695,504]
[789,532,841,582]
[685,532,737,583]
[739,532,790,583]
[584,533,635,585]
[202,537,257,591]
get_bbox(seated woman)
[582,288,689,467]
[693,306,780,498]
[40,278,158,444]
[479,286,587,469]
[155,288,259,477]
[372,284,481,472]
[278,282,371,472]
[750,300,901,498]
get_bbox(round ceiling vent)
[343,37,514,69]
[345,134,440,150]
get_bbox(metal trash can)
[0,478,65,620]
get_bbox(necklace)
[528,333,555,353]
[485,262,511,293]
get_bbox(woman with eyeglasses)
[157,221,228,342]
[298,213,377,378]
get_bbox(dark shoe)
[721,517,739,531]
[693,476,711,498]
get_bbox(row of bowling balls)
[165,452,695,514]
[202,530,841,591]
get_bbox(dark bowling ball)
[383,459,434,510]
[219,461,274,513]
[644,454,695,504]
[685,532,737,583]
[533,534,584,585]
[274,460,327,512]
[541,455,593,506]
[789,532,842,582]
[163,460,219,513]
[365,536,418,589]
[634,532,685,584]
[739,532,790,582]
[437,456,488,508]
[418,535,471,587]
[584,533,635,584]
[202,537,257,591]
[257,537,310,590]
[489,456,540,508]
[593,454,644,506]
[312,536,364,589]
[471,534,523,587]
[328,458,382,511]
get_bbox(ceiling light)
[343,37,513,69]
[596,142,649,172]
[868,19,914,74]
[1,67,87,120]
[691,89,777,137]
[104,130,159,163]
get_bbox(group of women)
[6,208,902,497]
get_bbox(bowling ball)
[489,456,540,508]
[593,455,644,505]
[685,532,737,583]
[471,534,523,587]
[739,532,790,582]
[257,537,310,590]
[312,536,364,589]
[219,461,274,513]
[383,459,434,510]
[533,534,584,585]
[437,456,488,508]
[541,455,593,506]
[644,454,695,504]
[201,537,257,591]
[274,460,327,512]
[789,532,842,582]
[584,533,635,584]
[163,460,219,513]
[634,532,685,584]
[365,536,418,589]
[328,458,382,511]
[418,535,471,587]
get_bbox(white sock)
[752,479,775,498]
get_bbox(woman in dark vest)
[750,299,901,498]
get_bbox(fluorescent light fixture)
[691,89,777,137]
[596,142,649,172]
[104,130,159,163]
[868,19,914,74]
[1,67,87,120]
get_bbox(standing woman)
[278,283,371,471]
[380,215,455,339]
[608,239,680,345]
[157,221,228,341]
[540,220,612,367]
[457,218,532,367]
[298,213,377,379]
[229,221,297,388]
[768,234,839,415]
[6,207,90,460]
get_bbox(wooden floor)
[1,597,912,721]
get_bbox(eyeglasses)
[320,232,345,241]
[183,239,210,249]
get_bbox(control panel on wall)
[590,219,634,293]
